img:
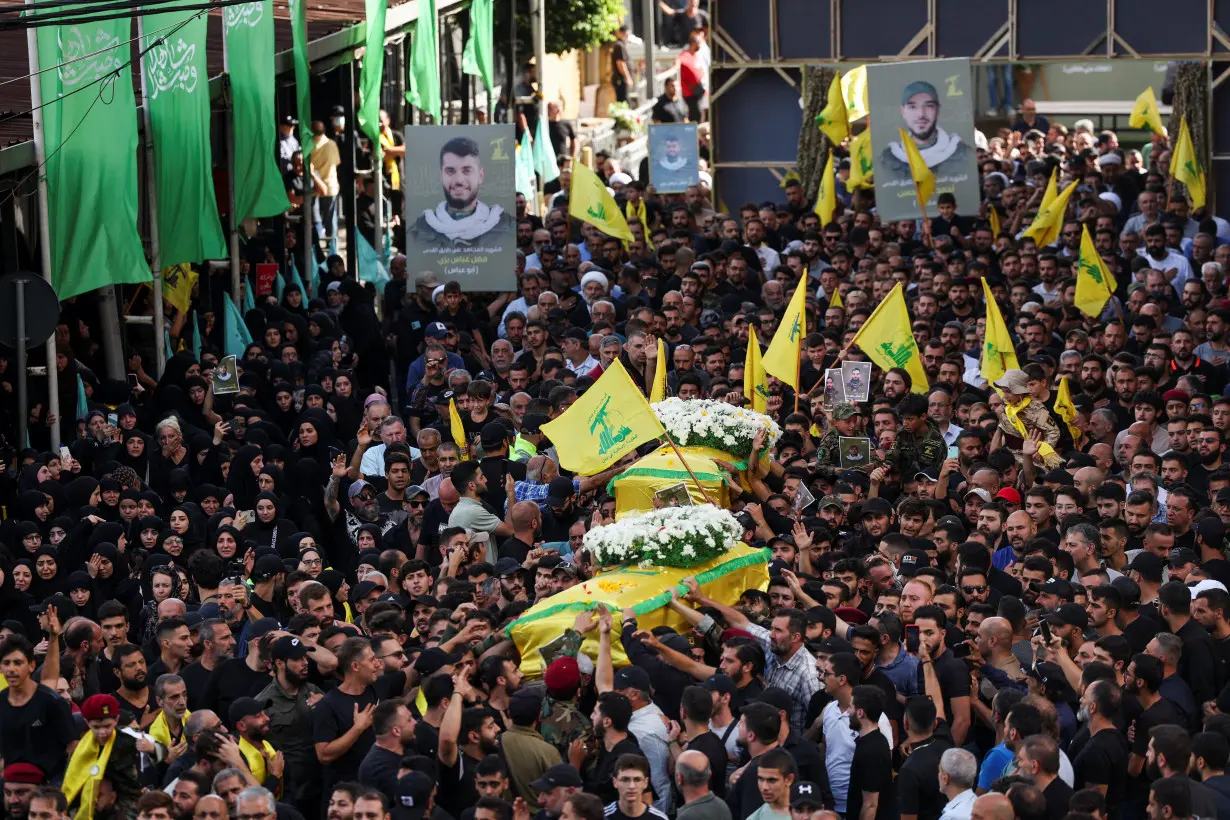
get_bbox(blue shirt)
[405,350,465,392]
[978,743,1014,791]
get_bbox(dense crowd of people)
[0,49,1227,820]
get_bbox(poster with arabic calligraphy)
[404,124,517,292]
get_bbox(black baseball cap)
[393,772,435,820]
[494,557,525,577]
[271,635,311,661]
[228,697,271,725]
[251,554,285,583]
[1169,548,1198,568]
[701,674,736,695]
[530,763,585,792]
[414,647,462,676]
[1126,551,1165,583]
[612,666,652,693]
[1044,602,1089,629]
[30,593,76,618]
[791,782,824,809]
[507,688,544,724]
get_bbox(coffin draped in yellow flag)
[851,281,928,393]
[899,128,935,209]
[762,277,806,389]
[745,325,768,414]
[541,360,665,474]
[569,161,633,242]
[979,277,1019,387]
[1074,224,1118,318]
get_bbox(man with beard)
[1138,223,1194,286]
[436,671,502,817]
[1124,654,1183,788]
[314,638,380,800]
[880,82,974,179]
[914,605,972,746]
[1079,355,1114,405]
[111,643,153,728]
[977,504,1007,552]
[358,700,416,798]
[1192,428,1227,491]
[992,511,1035,570]
[1145,724,1223,820]
[1170,328,1226,395]
[181,619,235,710]
[491,558,529,607]
[3,765,46,820]
[258,636,323,814]
[230,698,283,795]
[325,461,409,553]
[412,137,513,248]
[1196,308,1230,364]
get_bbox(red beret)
[544,656,580,694]
[1162,389,1190,403]
[833,606,870,625]
[81,694,121,721]
[721,628,754,642]
[2,763,44,784]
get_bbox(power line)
[0,0,258,29]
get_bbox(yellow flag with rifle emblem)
[1172,116,1206,210]
[814,150,837,226]
[762,276,807,389]
[979,277,1019,387]
[1129,87,1166,136]
[1074,224,1118,318]
[569,161,633,241]
[899,128,935,209]
[541,360,665,474]
[745,326,768,414]
[851,281,928,393]
[1023,179,1078,248]
[841,66,869,122]
[815,72,849,145]
[848,129,874,190]
[162,263,198,315]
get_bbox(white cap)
[1191,579,1228,599]
[609,172,632,186]
[432,284,446,302]
[698,171,713,189]
[326,281,342,292]
[1099,192,1123,212]
[1096,153,1122,167]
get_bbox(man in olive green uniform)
[537,655,594,761]
[815,403,865,468]
[893,394,947,477]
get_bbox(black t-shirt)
[1072,728,1129,817]
[685,730,730,798]
[894,736,952,820]
[549,120,576,158]
[0,684,77,781]
[1122,613,1161,655]
[611,42,630,86]
[314,685,379,789]
[114,688,154,728]
[180,660,214,711]
[586,736,643,806]
[415,720,440,757]
[605,806,667,820]
[846,731,895,820]
[203,658,272,727]
[1042,778,1073,820]
[439,750,485,817]
[499,536,533,563]
[358,744,402,799]
[914,650,971,732]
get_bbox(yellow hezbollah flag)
[848,129,873,190]
[745,325,768,414]
[828,285,843,309]
[569,161,633,241]
[762,277,806,389]
[841,66,869,122]
[1129,87,1166,136]
[988,205,1001,239]
[980,277,1019,387]
[815,72,849,144]
[1037,167,1059,216]
[541,359,665,474]
[852,281,928,393]
[649,338,668,403]
[162,263,198,315]
[1023,179,1078,248]
[899,128,935,209]
[1054,376,1081,443]
[814,150,837,226]
[1075,224,1117,318]
[449,398,469,461]
[1172,116,1206,210]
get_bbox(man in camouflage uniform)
[538,652,595,761]
[891,394,947,477]
[815,403,865,467]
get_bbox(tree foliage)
[495,0,625,59]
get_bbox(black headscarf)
[227,445,264,512]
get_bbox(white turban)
[609,172,633,186]
[580,271,609,292]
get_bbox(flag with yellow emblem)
[851,282,928,393]
[1172,116,1206,210]
[449,398,470,460]
[1054,376,1081,444]
[541,360,665,475]
[979,277,1019,387]
[745,326,768,414]
[1074,224,1117,318]
[569,161,633,241]
[1023,179,1078,248]
[1037,167,1058,215]
[847,129,874,190]
[649,338,668,403]
[1129,87,1166,136]
[815,72,849,144]
[841,66,868,121]
[899,128,934,210]
[814,150,837,226]
[762,278,806,389]
[162,263,198,314]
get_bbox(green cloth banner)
[406,0,440,121]
[141,1,226,266]
[289,0,313,160]
[461,0,493,94]
[357,0,388,160]
[225,0,291,219]
[36,12,148,300]
[533,114,560,183]
[515,129,535,199]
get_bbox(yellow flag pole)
[661,432,718,506]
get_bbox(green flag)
[141,1,226,267]
[533,114,559,183]
[225,0,291,219]
[191,312,202,360]
[461,0,494,93]
[36,13,148,300]
[76,375,88,421]
[289,0,313,160]
[357,233,390,287]
[407,0,441,121]
[516,130,535,199]
[224,298,253,358]
[357,0,388,160]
